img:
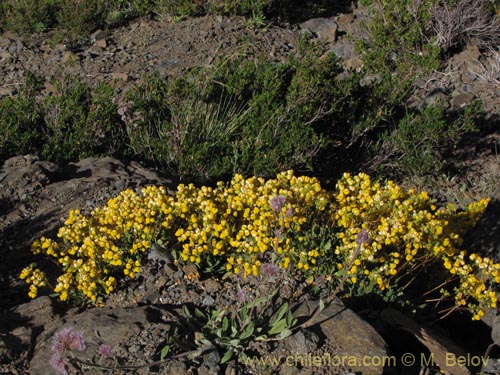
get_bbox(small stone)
[91,29,106,43]
[450,92,476,108]
[202,295,215,306]
[61,51,78,65]
[0,86,14,97]
[300,18,338,44]
[110,72,129,82]
[87,45,102,57]
[0,51,12,63]
[95,39,107,49]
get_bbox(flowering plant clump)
[49,327,87,375]
[172,170,330,277]
[19,170,499,320]
[21,185,175,302]
[330,172,495,319]
[20,171,330,303]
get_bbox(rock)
[95,38,107,49]
[0,86,15,97]
[293,299,387,375]
[379,308,471,375]
[0,296,57,365]
[29,305,172,375]
[417,90,449,109]
[300,18,338,44]
[0,51,12,63]
[87,45,102,57]
[328,40,355,61]
[284,330,320,354]
[91,29,106,40]
[463,189,500,262]
[450,91,476,108]
[61,51,78,65]
[449,42,481,70]
[110,72,129,81]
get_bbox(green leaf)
[240,321,255,340]
[231,325,238,336]
[195,307,206,319]
[229,339,241,347]
[183,305,192,319]
[221,348,234,364]
[268,319,288,336]
[276,329,292,340]
[324,240,332,251]
[160,345,170,361]
[241,306,249,322]
[319,298,325,312]
[270,302,289,327]
[246,294,272,309]
[286,310,297,327]
[222,316,229,332]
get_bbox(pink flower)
[49,353,68,375]
[237,287,248,304]
[51,327,86,354]
[270,195,286,212]
[98,343,114,358]
[260,263,279,278]
[355,229,369,245]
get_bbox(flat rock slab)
[29,305,173,375]
[293,299,387,375]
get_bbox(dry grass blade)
[431,0,500,51]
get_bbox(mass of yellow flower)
[19,170,499,320]
[331,172,493,319]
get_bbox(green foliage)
[0,0,60,34]
[54,0,105,49]
[125,42,343,182]
[358,0,441,78]
[182,288,296,363]
[40,76,126,164]
[0,74,44,162]
[375,101,481,177]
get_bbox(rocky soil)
[1,4,500,375]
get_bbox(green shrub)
[124,41,344,182]
[0,0,60,34]
[54,0,106,49]
[358,0,441,78]
[41,76,125,163]
[0,74,44,162]
[373,101,481,177]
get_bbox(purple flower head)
[356,229,369,245]
[270,195,287,212]
[117,105,128,117]
[51,327,86,354]
[237,287,248,304]
[49,353,68,375]
[98,343,114,358]
[260,263,279,278]
[285,207,294,218]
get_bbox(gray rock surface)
[463,188,500,262]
